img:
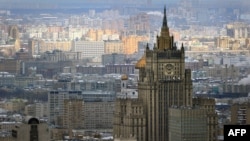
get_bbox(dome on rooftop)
[121,74,128,80]
[135,55,146,69]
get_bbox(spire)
[162,5,168,28]
[146,43,149,50]
[181,43,184,53]
[158,6,171,50]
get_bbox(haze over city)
[0,0,250,9]
[0,0,250,141]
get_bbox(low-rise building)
[0,59,21,75]
[102,53,126,65]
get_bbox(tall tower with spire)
[113,6,217,141]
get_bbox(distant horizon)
[0,1,177,11]
[0,0,249,10]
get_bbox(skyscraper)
[48,90,82,126]
[63,99,84,129]
[113,6,217,141]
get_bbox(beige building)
[122,35,148,55]
[190,45,209,51]
[39,40,72,53]
[216,36,243,50]
[0,44,16,57]
[86,29,103,41]
[4,99,26,112]
[86,29,118,41]
[230,39,241,50]
[0,122,22,132]
[193,98,218,141]
[84,101,114,129]
[0,59,21,75]
[0,137,14,141]
[246,38,250,49]
[202,64,239,81]
[50,128,69,140]
[28,39,72,56]
[169,107,208,141]
[24,103,48,118]
[14,76,35,88]
[104,40,124,54]
[25,104,36,116]
[12,117,49,141]
[48,91,82,125]
[113,99,146,140]
[114,7,217,141]
[63,99,84,129]
[231,102,250,125]
[215,36,229,48]
[216,36,245,50]
[0,122,21,140]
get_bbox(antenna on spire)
[162,5,168,27]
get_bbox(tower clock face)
[164,63,174,75]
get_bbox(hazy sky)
[0,0,249,9]
[0,0,181,9]
[0,0,179,5]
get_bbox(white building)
[72,40,105,59]
[116,74,138,99]
[35,103,48,118]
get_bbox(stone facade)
[113,7,218,141]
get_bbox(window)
[30,125,38,141]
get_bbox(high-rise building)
[83,101,115,129]
[48,90,82,126]
[226,22,249,39]
[193,97,218,141]
[168,107,208,141]
[104,41,124,54]
[122,35,148,55]
[63,99,84,129]
[231,102,250,125]
[215,36,229,48]
[113,7,217,141]
[128,13,150,34]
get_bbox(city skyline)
[0,0,250,140]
